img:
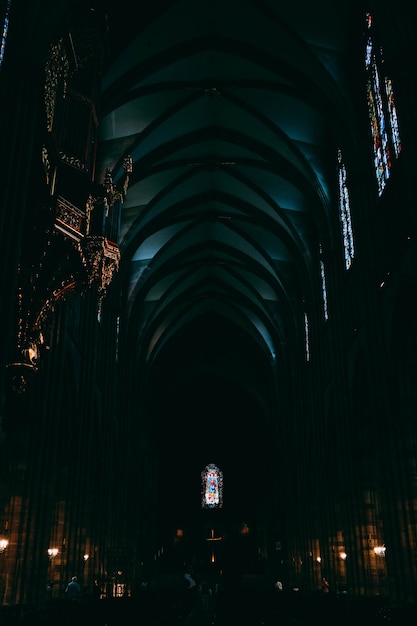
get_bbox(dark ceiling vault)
[91,0,365,510]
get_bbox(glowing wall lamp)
[373,545,386,557]
[0,539,8,553]
[47,548,58,559]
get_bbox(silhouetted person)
[200,579,211,609]
[45,581,54,603]
[65,576,81,600]
[92,579,101,600]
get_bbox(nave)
[2,0,417,613]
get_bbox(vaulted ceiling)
[95,0,364,496]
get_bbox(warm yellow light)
[47,548,58,558]
[340,551,347,560]
[0,539,8,552]
[374,545,386,557]
[206,528,222,564]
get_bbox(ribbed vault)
[95,0,362,528]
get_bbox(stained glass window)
[365,12,401,196]
[201,463,223,509]
[337,149,354,270]
[0,0,11,68]
[319,243,329,321]
[304,312,310,362]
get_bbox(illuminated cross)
[205,528,222,563]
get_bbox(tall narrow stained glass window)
[337,149,354,270]
[201,463,223,509]
[365,12,401,196]
[319,244,329,321]
[304,312,310,362]
[0,0,11,68]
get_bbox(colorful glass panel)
[337,149,354,270]
[319,243,329,320]
[201,463,223,509]
[304,312,310,362]
[0,0,11,68]
[365,12,401,196]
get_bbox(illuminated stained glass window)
[365,12,401,196]
[304,312,310,362]
[337,149,354,270]
[319,243,329,321]
[201,463,223,509]
[0,0,11,68]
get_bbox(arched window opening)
[0,0,12,68]
[365,12,401,196]
[201,463,223,509]
[337,149,355,270]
